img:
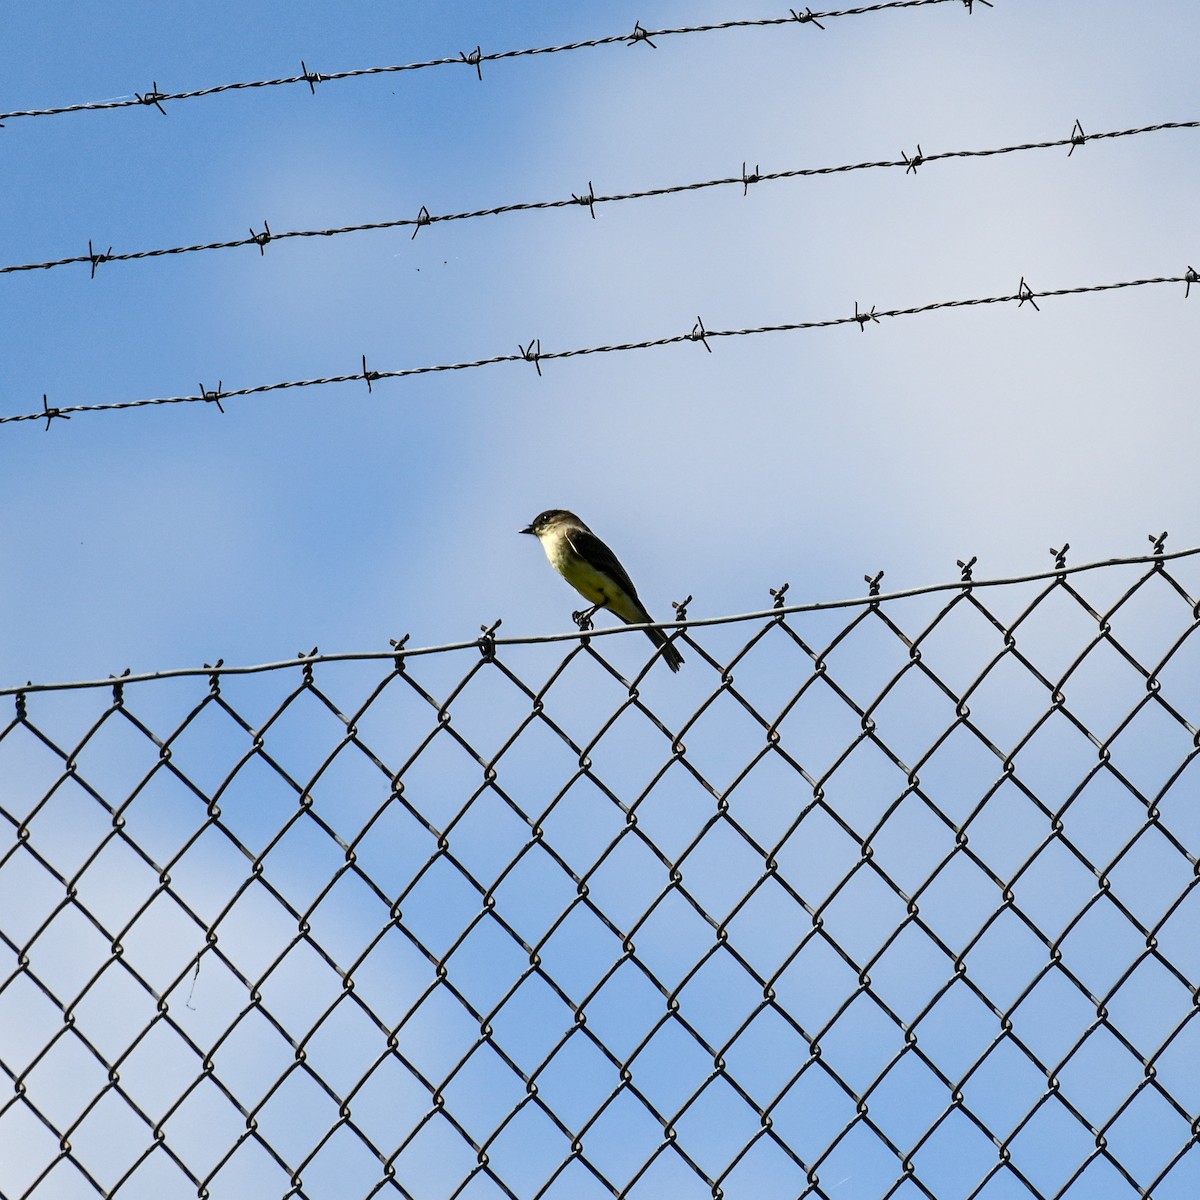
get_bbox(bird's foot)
[572,605,599,631]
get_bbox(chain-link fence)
[2,546,1198,1200]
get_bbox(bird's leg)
[571,604,600,631]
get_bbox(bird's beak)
[519,525,535,535]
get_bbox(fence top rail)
[3,541,1194,698]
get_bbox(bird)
[520,509,684,672]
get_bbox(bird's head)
[520,509,586,538]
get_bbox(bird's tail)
[643,624,684,673]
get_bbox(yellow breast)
[545,536,611,606]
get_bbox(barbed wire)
[2,536,1190,697]
[3,117,1193,280]
[5,267,1196,428]
[0,1,989,126]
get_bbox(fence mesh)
[1,547,1198,1200]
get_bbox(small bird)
[521,509,684,672]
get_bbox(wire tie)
[199,381,225,413]
[460,47,484,81]
[1068,118,1087,156]
[854,301,879,331]
[673,594,692,622]
[742,162,761,195]
[689,316,712,352]
[411,205,432,240]
[300,60,323,94]
[958,556,977,582]
[1148,531,1168,556]
[572,181,597,219]
[297,647,318,686]
[961,0,994,11]
[203,662,223,697]
[135,83,168,115]
[361,354,381,394]
[1050,543,1069,571]
[478,620,501,661]
[789,8,826,29]
[628,22,657,49]
[88,239,113,279]
[390,635,410,674]
[865,570,884,596]
[1185,265,1198,299]
[249,220,272,255]
[40,394,70,431]
[903,144,924,174]
[1016,276,1039,310]
[519,338,543,376]
[770,583,790,609]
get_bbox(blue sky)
[2,6,1199,1198]
[2,0,1198,685]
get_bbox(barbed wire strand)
[3,539,1193,696]
[0,1,989,125]
[6,268,1196,428]
[3,117,1193,279]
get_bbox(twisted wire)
[2,118,1194,278]
[7,268,1196,426]
[0,1,985,124]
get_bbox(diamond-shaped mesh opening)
[913,1105,1004,1200]
[1008,1091,1109,1196]
[1006,580,1109,682]
[2,551,1199,1198]
[1104,570,1200,669]
[961,1034,1049,1138]
[774,672,875,784]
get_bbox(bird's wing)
[565,528,645,609]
